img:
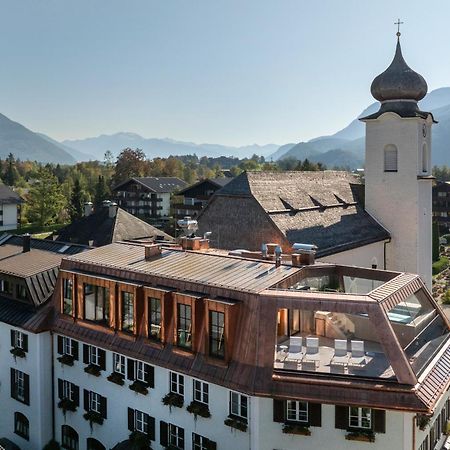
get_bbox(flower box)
[57,398,77,415]
[162,392,184,409]
[83,410,104,429]
[129,430,152,449]
[107,372,125,386]
[282,423,311,436]
[345,431,375,442]
[187,401,211,419]
[10,347,26,359]
[84,364,101,377]
[129,380,149,396]
[224,416,247,432]
[57,354,74,367]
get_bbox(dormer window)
[384,144,398,172]
[63,279,73,315]
[0,279,12,295]
[177,304,192,350]
[17,285,28,301]
[84,284,110,324]
[209,311,225,358]
[121,292,135,333]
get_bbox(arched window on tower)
[384,145,398,172]
[61,425,78,450]
[422,143,428,173]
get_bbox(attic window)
[58,245,70,254]
[384,145,398,172]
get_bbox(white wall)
[0,323,53,450]
[0,203,19,231]
[158,192,171,217]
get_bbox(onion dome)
[371,38,427,103]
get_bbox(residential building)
[0,234,88,450]
[50,238,450,450]
[0,184,23,231]
[52,201,173,247]
[113,177,188,221]
[433,181,450,233]
[174,177,231,220]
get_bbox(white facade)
[0,323,52,450]
[0,203,19,231]
[363,113,434,290]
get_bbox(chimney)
[102,200,111,208]
[291,243,317,266]
[180,236,210,251]
[109,202,118,218]
[275,245,282,267]
[145,244,162,260]
[84,201,93,217]
[261,243,268,258]
[266,243,278,256]
[22,233,31,253]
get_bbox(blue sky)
[0,0,449,146]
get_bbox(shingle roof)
[208,171,390,256]
[177,177,231,196]
[114,177,187,193]
[0,184,23,204]
[54,207,172,247]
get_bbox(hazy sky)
[0,0,449,146]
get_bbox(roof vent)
[109,202,118,219]
[84,201,93,217]
[22,233,31,253]
[145,244,162,260]
[292,243,317,266]
[102,200,111,208]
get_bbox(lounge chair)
[349,340,366,366]
[331,339,349,366]
[302,337,320,367]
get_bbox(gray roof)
[0,184,23,204]
[114,177,187,193]
[177,177,232,195]
[206,171,389,256]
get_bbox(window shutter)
[100,395,107,419]
[335,405,348,429]
[384,146,398,172]
[160,421,168,446]
[207,439,217,450]
[73,385,80,407]
[83,344,89,364]
[148,416,155,441]
[179,427,184,443]
[373,409,386,433]
[128,408,134,431]
[58,379,63,400]
[127,359,135,381]
[57,336,63,355]
[22,334,28,352]
[273,399,285,422]
[72,341,79,360]
[10,368,15,399]
[10,330,15,347]
[99,349,106,371]
[23,373,30,405]
[309,403,322,427]
[145,364,154,388]
[83,389,89,411]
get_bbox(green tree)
[94,175,109,209]
[27,168,66,227]
[69,178,86,222]
[5,153,19,186]
[111,148,147,186]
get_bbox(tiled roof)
[54,207,172,247]
[67,242,300,293]
[177,177,231,196]
[114,177,187,193]
[0,184,23,204]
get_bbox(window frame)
[83,283,110,324]
[121,291,135,333]
[135,410,149,434]
[192,433,210,450]
[62,380,75,401]
[148,296,162,341]
[209,310,225,358]
[14,370,25,402]
[229,391,248,420]
[61,425,78,450]
[169,423,184,449]
[89,346,100,366]
[349,406,372,430]
[286,400,308,423]
[113,353,126,376]
[14,412,29,440]
[383,144,398,173]
[62,337,73,356]
[193,379,209,405]
[13,330,24,349]
[170,371,184,396]
[62,278,74,316]
[176,303,192,350]
[89,391,101,414]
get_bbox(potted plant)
[57,398,77,417]
[129,430,152,449]
[186,401,211,420]
[84,363,101,377]
[224,416,247,432]
[162,392,184,411]
[57,354,75,366]
[10,347,26,359]
[416,413,431,431]
[83,410,104,431]
[282,423,311,436]
[129,380,149,396]
[107,371,125,386]
[345,430,376,442]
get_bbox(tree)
[27,168,66,227]
[43,439,61,450]
[69,178,86,222]
[94,175,109,209]
[111,148,147,186]
[5,153,19,186]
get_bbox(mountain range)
[0,87,449,166]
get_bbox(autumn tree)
[111,148,147,186]
[27,167,65,226]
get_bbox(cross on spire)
[395,19,404,38]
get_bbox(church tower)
[361,32,435,290]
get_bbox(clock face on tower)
[422,124,427,138]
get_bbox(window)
[127,359,154,387]
[86,438,105,450]
[148,297,162,341]
[177,303,192,349]
[14,412,29,440]
[63,337,73,356]
[63,380,75,401]
[63,279,73,315]
[169,424,185,449]
[58,379,80,408]
[122,292,134,333]
[61,425,78,450]
[422,143,428,173]
[193,380,209,405]
[11,368,29,405]
[384,144,398,172]
[286,400,308,423]
[16,284,28,300]
[209,311,225,358]
[229,391,248,420]
[89,346,100,366]
[83,344,106,371]
[135,361,148,382]
[192,433,216,450]
[349,407,372,429]
[113,354,126,376]
[135,410,149,434]
[0,279,12,295]
[84,284,109,324]
[128,408,155,439]
[170,372,184,396]
[89,392,101,414]
[84,390,107,419]
[11,330,27,351]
